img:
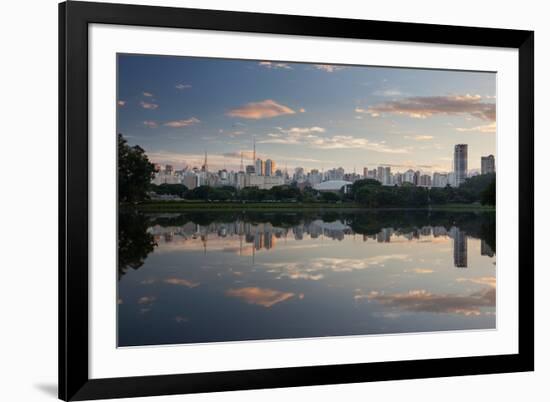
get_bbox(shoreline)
[132,201,495,212]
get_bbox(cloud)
[403,135,434,141]
[259,127,409,154]
[140,101,159,110]
[355,107,380,118]
[314,64,345,72]
[365,94,496,121]
[373,89,404,97]
[258,61,292,70]
[163,277,200,288]
[299,108,306,113]
[117,100,126,107]
[222,150,255,160]
[143,92,154,97]
[175,83,192,90]
[227,99,296,119]
[455,122,496,133]
[164,117,200,128]
[225,287,295,307]
[366,287,495,316]
[143,120,158,128]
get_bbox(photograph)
[116,54,497,347]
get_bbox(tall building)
[384,166,391,185]
[419,174,432,187]
[377,166,384,183]
[363,167,368,178]
[403,169,415,184]
[255,158,264,176]
[432,172,448,188]
[453,144,468,187]
[294,167,305,182]
[481,154,495,175]
[265,159,274,176]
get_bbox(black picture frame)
[59,1,534,400]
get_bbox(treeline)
[346,174,496,207]
[150,173,496,207]
[150,183,338,203]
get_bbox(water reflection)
[118,210,496,346]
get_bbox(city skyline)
[118,54,496,174]
[151,138,494,190]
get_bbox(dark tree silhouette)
[118,133,156,204]
[118,209,156,280]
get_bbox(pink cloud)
[226,99,296,120]
[225,287,294,307]
[366,94,495,121]
[163,277,200,288]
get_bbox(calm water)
[118,209,496,347]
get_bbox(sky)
[117,54,496,174]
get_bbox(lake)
[117,209,496,347]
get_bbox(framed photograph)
[59,1,534,400]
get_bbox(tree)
[151,183,188,197]
[118,133,156,203]
[320,191,341,203]
[481,176,496,205]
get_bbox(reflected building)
[377,228,392,243]
[481,240,495,257]
[145,217,488,270]
[451,227,468,268]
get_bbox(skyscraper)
[265,159,274,176]
[384,166,391,185]
[481,154,495,175]
[453,144,468,187]
[377,166,384,183]
[255,159,264,176]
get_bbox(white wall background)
[0,0,545,401]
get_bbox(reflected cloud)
[263,254,409,281]
[163,278,200,288]
[405,268,434,274]
[138,296,156,304]
[365,288,495,316]
[456,276,496,288]
[225,287,295,307]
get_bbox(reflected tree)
[118,208,157,280]
[144,209,496,251]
